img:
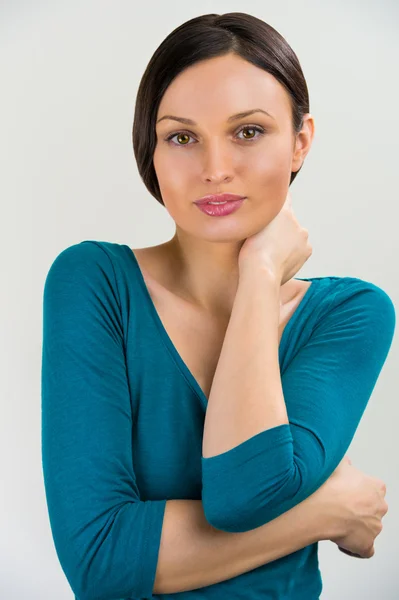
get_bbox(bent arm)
[155,489,334,594]
[202,272,395,532]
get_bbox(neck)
[165,233,243,319]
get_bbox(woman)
[41,12,394,599]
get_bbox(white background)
[1,1,398,598]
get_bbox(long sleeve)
[41,242,166,600]
[201,280,396,533]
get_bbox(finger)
[364,545,375,558]
[338,547,360,558]
[338,546,368,559]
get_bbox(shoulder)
[46,240,115,270]
[43,240,127,304]
[320,276,395,320]
[44,240,131,282]
[281,275,395,371]
[312,276,396,352]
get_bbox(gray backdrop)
[1,1,397,598]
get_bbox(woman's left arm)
[201,274,395,533]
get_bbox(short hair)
[132,12,310,206]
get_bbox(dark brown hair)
[132,12,310,206]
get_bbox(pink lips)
[194,193,246,205]
[194,197,245,217]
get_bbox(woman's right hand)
[315,456,388,558]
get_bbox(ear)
[291,114,315,174]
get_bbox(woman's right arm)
[154,493,322,594]
[154,457,388,594]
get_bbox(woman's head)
[132,12,314,243]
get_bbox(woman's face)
[153,52,313,242]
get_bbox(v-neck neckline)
[124,244,319,408]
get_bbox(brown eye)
[242,128,256,139]
[165,132,193,145]
[237,125,265,141]
[175,133,190,145]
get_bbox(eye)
[165,132,193,146]
[164,124,266,146]
[236,125,265,141]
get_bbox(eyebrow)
[156,108,275,126]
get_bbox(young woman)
[41,12,394,600]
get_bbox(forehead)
[156,54,291,124]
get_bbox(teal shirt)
[41,240,396,600]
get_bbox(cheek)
[249,145,291,181]
[153,149,191,212]
[153,146,189,184]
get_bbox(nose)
[201,140,234,185]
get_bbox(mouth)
[194,196,245,217]
[194,193,246,205]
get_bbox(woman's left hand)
[238,190,313,286]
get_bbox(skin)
[152,52,315,319]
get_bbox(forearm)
[202,264,286,458]
[154,493,333,594]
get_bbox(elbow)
[50,537,92,600]
[51,539,105,600]
[44,491,166,600]
[203,460,317,533]
[49,513,145,600]
[53,538,132,600]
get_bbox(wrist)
[309,485,348,542]
[238,261,281,289]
